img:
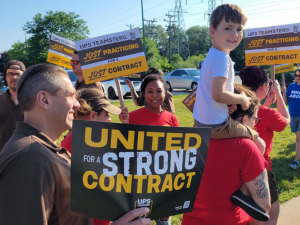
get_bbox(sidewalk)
[277,195,300,225]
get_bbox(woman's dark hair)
[140,74,167,94]
[231,85,259,120]
[239,66,269,91]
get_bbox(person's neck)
[145,105,163,114]
[24,113,62,143]
[78,73,84,82]
[296,81,300,86]
[9,89,18,104]
[211,44,230,55]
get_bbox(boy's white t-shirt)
[193,48,235,125]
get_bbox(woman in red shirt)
[61,88,121,225]
[120,74,179,127]
[239,66,290,225]
[119,74,179,225]
[182,85,270,225]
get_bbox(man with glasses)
[71,51,104,92]
[0,60,25,151]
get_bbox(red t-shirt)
[255,105,287,171]
[61,132,110,225]
[129,107,179,126]
[182,138,267,225]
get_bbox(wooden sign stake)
[115,77,125,109]
[271,65,275,81]
[281,72,285,86]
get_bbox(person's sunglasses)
[294,75,300,78]
[250,116,261,126]
[71,60,80,65]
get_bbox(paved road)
[277,195,300,225]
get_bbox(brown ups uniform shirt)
[74,79,104,92]
[136,91,175,113]
[0,122,92,225]
[0,89,24,151]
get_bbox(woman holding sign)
[182,85,271,225]
[119,74,179,225]
[61,88,122,225]
[240,66,290,225]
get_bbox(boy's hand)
[240,91,251,110]
[228,104,237,114]
[119,107,129,124]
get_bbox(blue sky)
[1,0,299,52]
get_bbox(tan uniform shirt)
[136,91,175,113]
[0,89,24,151]
[74,79,104,92]
[0,122,92,225]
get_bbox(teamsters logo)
[130,32,136,40]
[134,199,153,217]
[293,25,299,33]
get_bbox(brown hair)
[76,88,107,117]
[231,84,259,120]
[210,4,247,29]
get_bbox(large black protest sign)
[71,120,211,221]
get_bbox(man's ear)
[209,26,215,38]
[36,91,50,110]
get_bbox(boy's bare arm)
[212,77,251,110]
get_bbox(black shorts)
[268,171,278,204]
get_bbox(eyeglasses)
[6,72,22,78]
[250,116,261,126]
[71,60,80,65]
[294,75,300,78]
[237,114,261,126]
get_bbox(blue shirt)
[286,83,300,117]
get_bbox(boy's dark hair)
[141,67,164,79]
[239,66,269,92]
[231,84,259,120]
[74,50,78,54]
[140,74,167,95]
[210,4,247,29]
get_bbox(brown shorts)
[268,171,279,204]
[194,116,258,141]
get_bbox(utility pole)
[204,0,216,52]
[144,19,157,36]
[126,24,134,30]
[141,0,146,57]
[173,0,190,60]
[164,12,177,62]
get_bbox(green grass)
[58,95,300,224]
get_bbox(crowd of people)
[0,3,299,225]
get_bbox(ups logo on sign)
[134,199,153,217]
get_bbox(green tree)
[4,42,28,67]
[23,11,89,65]
[186,26,211,55]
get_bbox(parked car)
[164,68,200,91]
[102,77,142,99]
[0,76,8,95]
[65,70,78,86]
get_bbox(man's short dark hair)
[2,60,26,86]
[74,51,78,54]
[17,64,68,111]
